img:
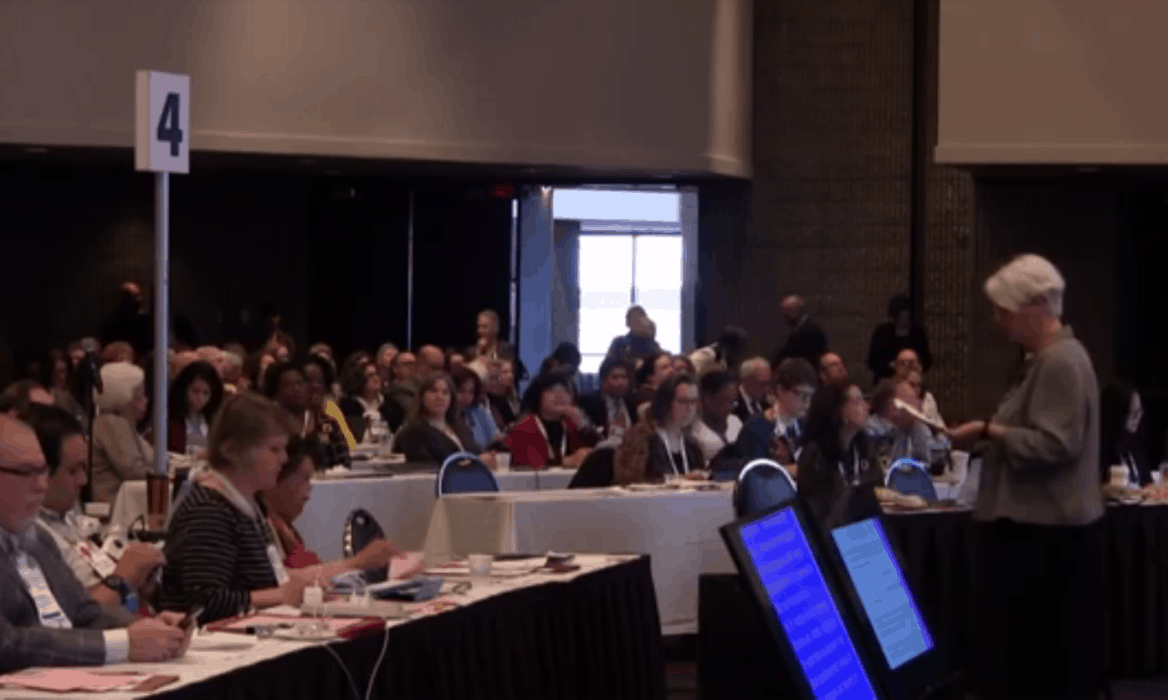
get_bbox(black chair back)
[343,508,388,584]
[568,447,615,488]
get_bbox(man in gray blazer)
[0,415,189,673]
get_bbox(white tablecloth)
[422,485,740,635]
[295,468,577,561]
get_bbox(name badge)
[101,535,128,561]
[17,553,72,629]
[266,544,289,585]
[77,542,119,579]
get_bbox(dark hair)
[869,379,898,417]
[22,403,83,476]
[244,350,273,389]
[169,361,224,424]
[281,435,326,481]
[888,294,913,319]
[521,372,572,416]
[803,382,856,464]
[341,351,372,378]
[652,373,695,425]
[551,342,581,369]
[598,357,633,382]
[263,361,305,400]
[302,354,335,388]
[341,361,376,398]
[636,352,666,387]
[625,305,647,325]
[43,349,72,391]
[451,366,484,405]
[407,373,472,446]
[673,355,697,376]
[717,326,750,363]
[775,358,818,391]
[0,380,48,415]
[538,357,560,377]
[1100,382,1141,473]
[699,370,736,398]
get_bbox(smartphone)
[179,606,204,632]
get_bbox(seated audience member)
[469,309,517,362]
[539,343,583,397]
[44,350,85,425]
[452,367,503,451]
[417,345,447,374]
[690,371,743,462]
[865,379,947,472]
[265,436,401,572]
[0,380,54,417]
[818,351,848,387]
[243,351,275,393]
[0,415,189,671]
[27,405,164,613]
[738,358,817,467]
[689,326,751,377]
[308,343,334,365]
[673,355,697,378]
[100,341,135,366]
[505,373,596,469]
[161,394,313,624]
[446,350,467,372]
[375,343,398,385]
[338,362,401,443]
[905,369,944,428]
[169,350,200,381]
[797,382,882,524]
[264,362,350,469]
[614,374,704,485]
[577,358,638,442]
[636,352,675,407]
[1100,382,1153,486]
[866,294,931,383]
[67,340,88,370]
[167,361,223,456]
[394,374,496,466]
[606,305,663,364]
[220,352,244,395]
[303,355,356,451]
[732,357,773,423]
[482,358,519,429]
[386,352,420,416]
[91,363,153,503]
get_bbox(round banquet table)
[697,504,1168,700]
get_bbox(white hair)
[224,352,243,370]
[97,362,145,412]
[984,254,1065,317]
[739,356,771,379]
[689,347,719,376]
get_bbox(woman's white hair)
[984,254,1065,317]
[739,356,771,379]
[97,362,145,413]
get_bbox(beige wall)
[937,0,1168,164]
[0,0,750,176]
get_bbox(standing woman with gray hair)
[947,254,1103,700]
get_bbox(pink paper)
[217,614,356,634]
[1,669,144,692]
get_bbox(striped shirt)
[159,484,278,624]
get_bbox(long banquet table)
[0,555,663,700]
[422,484,739,635]
[697,504,1168,699]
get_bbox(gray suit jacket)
[0,527,134,673]
[975,326,1104,526]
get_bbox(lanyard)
[535,416,568,463]
[17,552,72,629]
[657,429,690,475]
[836,445,861,485]
[1125,452,1140,485]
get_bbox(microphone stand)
[77,352,101,505]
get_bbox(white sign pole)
[135,70,190,480]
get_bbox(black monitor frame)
[720,496,888,700]
[720,495,956,700]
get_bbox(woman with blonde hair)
[160,393,312,624]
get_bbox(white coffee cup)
[468,553,493,577]
[495,453,511,473]
[1109,465,1131,489]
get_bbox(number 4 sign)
[135,70,190,174]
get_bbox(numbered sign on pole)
[135,70,190,174]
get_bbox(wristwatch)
[103,575,136,610]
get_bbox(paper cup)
[1109,465,1130,489]
[495,453,511,473]
[468,554,493,577]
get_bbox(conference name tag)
[267,544,290,585]
[77,542,118,579]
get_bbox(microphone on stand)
[76,340,102,506]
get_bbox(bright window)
[553,189,680,223]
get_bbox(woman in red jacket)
[505,372,597,469]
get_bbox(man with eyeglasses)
[0,414,189,672]
[735,358,818,471]
[24,404,165,615]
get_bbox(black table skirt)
[698,506,1168,700]
[154,557,665,700]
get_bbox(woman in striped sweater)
[160,394,312,624]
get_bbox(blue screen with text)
[832,518,933,670]
[740,507,879,700]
